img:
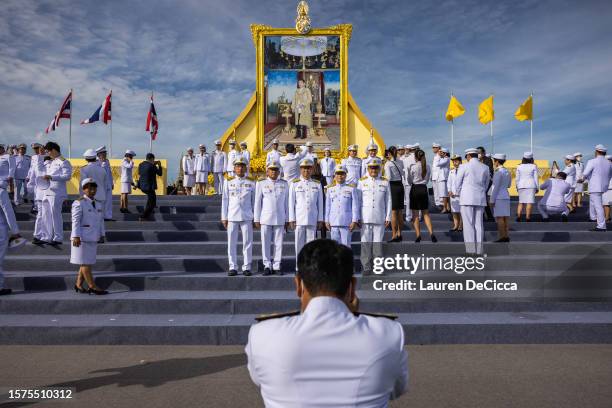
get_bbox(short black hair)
[557,171,567,180]
[477,146,486,153]
[522,157,534,164]
[285,143,295,154]
[494,158,506,165]
[468,153,479,158]
[297,239,354,297]
[146,153,155,160]
[86,157,97,163]
[45,141,61,153]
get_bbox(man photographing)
[246,239,408,407]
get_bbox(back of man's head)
[297,239,353,297]
[146,153,155,161]
[286,143,295,154]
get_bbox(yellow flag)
[514,95,533,122]
[445,95,465,122]
[478,95,494,124]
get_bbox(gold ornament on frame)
[295,1,312,34]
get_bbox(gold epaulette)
[348,183,356,188]
[354,311,398,320]
[292,178,301,183]
[224,174,234,181]
[255,310,300,322]
[59,156,66,161]
[380,176,388,181]
[359,176,368,181]
[257,176,266,182]
[326,181,337,189]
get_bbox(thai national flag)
[145,95,158,140]
[55,90,72,126]
[45,115,57,133]
[81,90,112,125]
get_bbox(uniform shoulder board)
[292,178,301,183]
[359,176,368,181]
[59,156,66,161]
[257,176,266,182]
[224,174,234,181]
[255,310,300,322]
[246,175,256,181]
[348,183,356,188]
[380,176,388,181]
[76,197,84,201]
[354,311,398,320]
[326,181,336,189]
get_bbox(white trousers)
[360,223,385,274]
[42,195,65,242]
[104,187,113,219]
[295,225,316,264]
[33,200,46,239]
[0,225,7,289]
[461,205,485,255]
[432,180,441,206]
[214,173,224,195]
[538,201,569,219]
[0,190,19,233]
[227,221,253,271]
[404,184,412,221]
[261,224,284,270]
[589,192,606,229]
[13,179,26,204]
[330,226,351,247]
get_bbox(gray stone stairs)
[1,195,611,345]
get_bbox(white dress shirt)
[490,167,511,203]
[266,149,281,166]
[456,157,491,206]
[221,175,256,221]
[406,163,431,185]
[182,155,196,175]
[357,175,392,224]
[325,182,360,226]
[254,177,289,226]
[280,151,306,182]
[212,150,227,173]
[539,178,571,207]
[80,162,107,202]
[320,157,336,178]
[44,157,73,198]
[341,156,363,184]
[515,163,539,190]
[582,156,612,193]
[288,177,323,226]
[120,159,134,183]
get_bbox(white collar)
[303,296,351,317]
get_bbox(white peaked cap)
[432,142,441,148]
[413,142,420,148]
[83,149,96,159]
[125,150,136,156]
[404,144,413,149]
[305,142,313,147]
[272,138,279,144]
[465,148,479,155]
[214,140,221,145]
[523,151,534,159]
[324,147,331,151]
[95,145,107,154]
[440,147,449,153]
[492,153,506,161]
[81,177,97,188]
[573,152,582,157]
[565,154,575,160]
[595,144,607,152]
[198,144,204,148]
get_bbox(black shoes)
[415,236,421,243]
[0,288,12,296]
[228,269,238,276]
[515,216,522,222]
[88,288,109,295]
[590,228,606,232]
[262,268,273,276]
[74,285,87,294]
[49,241,62,246]
[387,236,403,243]
[243,270,252,276]
[104,218,115,222]
[32,238,46,245]
[562,214,568,222]
[431,235,438,243]
[274,270,283,276]
[495,237,510,243]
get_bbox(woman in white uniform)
[120,150,135,213]
[573,152,584,208]
[490,154,512,242]
[71,178,108,295]
[447,155,463,232]
[182,148,196,195]
[515,152,539,222]
[562,154,577,213]
[604,155,612,223]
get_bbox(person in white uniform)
[288,158,324,266]
[254,161,288,276]
[182,147,196,195]
[573,152,585,208]
[0,160,25,251]
[71,178,107,295]
[325,164,359,247]
[436,147,451,213]
[194,144,211,195]
[320,147,336,185]
[211,140,226,195]
[27,143,44,214]
[279,143,306,182]
[0,145,15,200]
[0,204,14,295]
[13,144,30,205]
[489,153,512,242]
[360,143,379,175]
[30,149,50,245]
[246,239,408,407]
[603,155,612,223]
[581,144,612,231]
[79,149,107,226]
[119,150,135,213]
[341,145,362,185]
[265,139,281,167]
[221,157,256,276]
[226,140,239,177]
[95,146,114,221]
[240,141,251,172]
[303,142,317,163]
[515,152,539,222]
[40,142,72,245]
[431,142,442,207]
[358,158,391,273]
[447,154,463,232]
[562,154,577,212]
[456,148,491,255]
[538,172,571,222]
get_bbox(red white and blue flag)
[45,90,72,133]
[81,90,112,125]
[145,94,158,140]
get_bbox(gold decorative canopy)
[295,1,312,34]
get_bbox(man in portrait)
[292,79,312,139]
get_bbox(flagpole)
[69,88,72,159]
[530,92,534,152]
[490,120,494,154]
[451,120,454,156]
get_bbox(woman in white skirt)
[562,154,577,213]
[604,155,612,223]
[515,152,539,222]
[447,155,463,232]
[490,154,512,242]
[573,152,584,208]
[120,150,135,213]
[72,178,108,295]
[182,147,196,195]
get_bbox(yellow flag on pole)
[514,95,533,122]
[445,95,465,122]
[478,95,494,124]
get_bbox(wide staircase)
[1,195,611,345]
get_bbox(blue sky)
[1,0,611,180]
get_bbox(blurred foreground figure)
[246,239,408,407]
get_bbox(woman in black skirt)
[384,146,405,242]
[407,149,437,243]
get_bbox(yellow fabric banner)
[478,95,495,124]
[514,95,533,122]
[445,95,465,121]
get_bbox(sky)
[1,0,611,181]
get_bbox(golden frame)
[251,24,352,155]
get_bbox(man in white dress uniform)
[79,149,107,228]
[194,144,211,195]
[226,140,239,177]
[27,143,44,214]
[182,147,196,195]
[254,161,288,276]
[361,143,379,175]
[538,172,571,222]
[280,143,306,182]
[246,239,408,407]
[288,158,324,265]
[240,141,251,174]
[120,150,135,213]
[431,142,442,207]
[221,157,256,276]
[13,144,30,205]
[325,164,359,247]
[581,144,612,231]
[456,148,491,255]
[40,142,73,245]
[266,139,281,167]
[341,145,362,185]
[320,147,336,185]
[95,146,114,221]
[436,147,451,213]
[211,140,226,195]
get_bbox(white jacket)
[515,163,539,190]
[582,156,612,193]
[456,158,490,207]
